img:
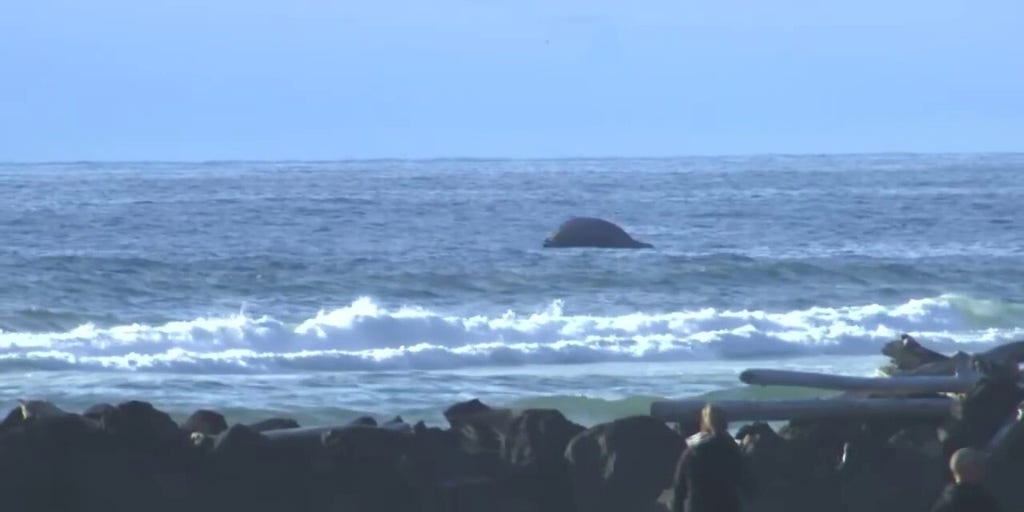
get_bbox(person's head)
[700,403,728,435]
[949,447,986,483]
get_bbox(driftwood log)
[738,369,980,395]
[882,335,1024,378]
[262,420,412,445]
[881,334,951,374]
[649,397,953,423]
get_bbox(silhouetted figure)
[672,403,753,512]
[930,447,1001,512]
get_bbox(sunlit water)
[1,154,1022,425]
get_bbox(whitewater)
[2,154,1023,426]
[2,294,1021,373]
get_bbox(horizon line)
[2,150,1023,166]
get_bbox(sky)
[1,0,1022,160]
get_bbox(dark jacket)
[930,482,1001,512]
[673,432,753,512]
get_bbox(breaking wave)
[0,294,1021,373]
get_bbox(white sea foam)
[0,295,1020,373]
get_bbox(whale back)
[544,217,652,249]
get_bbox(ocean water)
[2,154,1023,426]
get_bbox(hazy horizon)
[1,151,1023,167]
[3,0,1022,161]
[5,150,1024,165]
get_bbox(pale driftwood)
[881,337,1024,378]
[881,334,950,372]
[649,398,953,423]
[980,340,1024,365]
[262,420,411,444]
[738,368,980,394]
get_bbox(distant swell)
[0,295,1021,373]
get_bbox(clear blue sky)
[2,0,1021,160]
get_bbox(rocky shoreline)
[3,335,1024,512]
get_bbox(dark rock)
[435,476,537,512]
[446,403,515,457]
[405,422,506,488]
[83,403,116,421]
[0,413,105,510]
[181,409,228,436]
[247,417,300,432]
[212,423,268,454]
[382,416,412,433]
[838,427,945,512]
[564,415,683,512]
[502,409,585,512]
[321,425,410,467]
[736,422,775,443]
[444,398,494,426]
[735,423,798,512]
[0,405,23,430]
[321,425,420,512]
[504,409,584,474]
[0,410,195,512]
[202,424,279,511]
[71,401,201,511]
[778,418,859,475]
[98,400,183,448]
[941,377,1024,458]
[988,419,1024,509]
[543,217,653,249]
[349,415,378,427]
[741,419,848,512]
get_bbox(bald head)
[950,447,986,483]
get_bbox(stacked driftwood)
[646,334,1024,512]
[651,334,1024,424]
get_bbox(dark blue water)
[1,154,1022,425]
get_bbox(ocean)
[1,154,1023,427]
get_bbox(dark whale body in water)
[543,217,653,249]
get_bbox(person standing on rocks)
[930,447,1002,512]
[672,403,753,512]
